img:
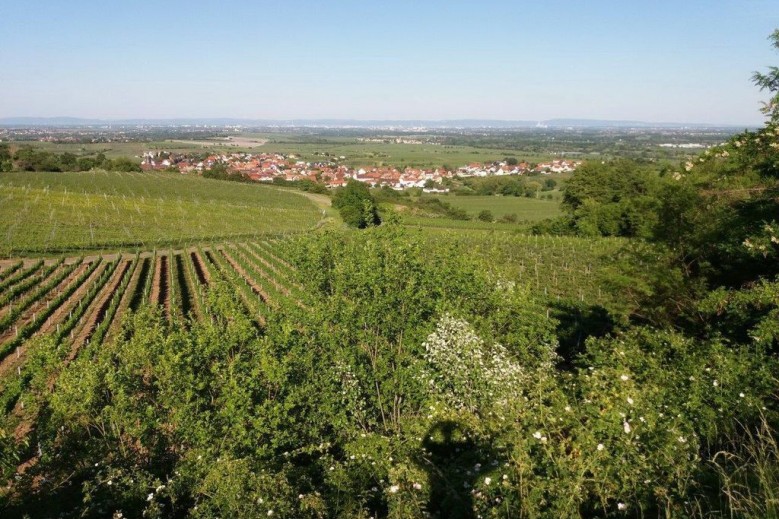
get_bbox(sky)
[1,0,778,125]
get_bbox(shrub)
[477,209,494,222]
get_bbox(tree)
[332,179,381,228]
[60,152,77,171]
[107,157,142,172]
[561,159,660,237]
[752,29,779,122]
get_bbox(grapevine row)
[226,245,300,310]
[200,247,266,325]
[0,260,44,297]
[0,261,23,283]
[242,242,308,304]
[83,258,138,348]
[0,259,72,336]
[54,258,119,348]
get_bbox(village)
[140,150,580,190]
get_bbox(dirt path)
[298,191,331,209]
[149,255,166,310]
[189,250,210,286]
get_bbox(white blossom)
[420,315,538,411]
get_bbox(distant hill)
[0,116,752,129]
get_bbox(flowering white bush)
[420,314,526,413]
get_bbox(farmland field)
[0,171,323,256]
[18,136,555,170]
[252,139,553,169]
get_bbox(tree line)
[0,145,141,172]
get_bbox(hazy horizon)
[2,0,778,126]
[0,115,759,129]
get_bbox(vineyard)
[0,171,324,257]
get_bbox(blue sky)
[1,0,777,124]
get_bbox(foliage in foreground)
[1,226,776,518]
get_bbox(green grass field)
[427,194,563,220]
[0,171,323,256]
[394,194,563,232]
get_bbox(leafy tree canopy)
[332,179,381,228]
